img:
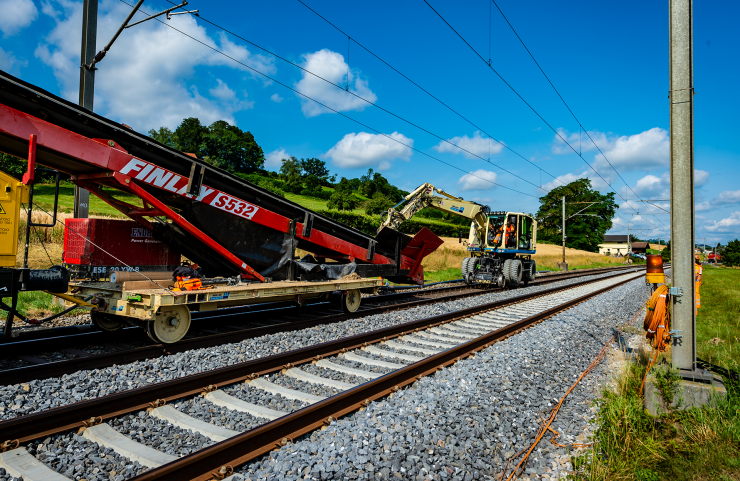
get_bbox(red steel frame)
[0,102,431,282]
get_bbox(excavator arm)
[379,183,488,236]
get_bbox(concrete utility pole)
[670,0,696,373]
[75,0,97,218]
[559,196,567,271]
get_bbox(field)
[572,267,740,480]
[420,237,637,282]
[696,266,740,372]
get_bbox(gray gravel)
[264,372,341,399]
[174,396,263,432]
[223,383,309,413]
[0,271,635,421]
[109,411,214,457]
[27,432,145,480]
[300,362,374,386]
[329,356,396,376]
[237,275,651,480]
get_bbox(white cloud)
[541,171,588,191]
[695,203,711,212]
[325,132,412,170]
[552,127,669,173]
[295,49,377,117]
[270,93,284,103]
[695,169,710,187]
[711,190,740,205]
[34,0,274,130]
[265,148,289,170]
[209,79,254,111]
[0,47,26,74]
[433,131,504,159]
[551,128,609,155]
[706,211,740,233]
[458,170,498,191]
[594,128,669,172]
[620,169,709,201]
[0,0,38,37]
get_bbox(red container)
[64,219,180,278]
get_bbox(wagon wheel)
[90,311,125,332]
[147,304,191,343]
[341,289,361,313]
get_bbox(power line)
[115,0,536,197]
[422,0,664,230]
[136,0,660,231]
[295,0,565,190]
[156,0,546,194]
[488,0,666,227]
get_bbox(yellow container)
[0,171,28,267]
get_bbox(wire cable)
[295,0,565,189]
[422,0,664,229]
[117,0,536,197]
[155,0,660,230]
[489,0,666,227]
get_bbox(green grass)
[422,268,461,283]
[31,183,137,217]
[571,267,740,480]
[572,357,740,481]
[696,266,740,372]
[536,259,647,272]
[0,291,85,320]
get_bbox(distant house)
[632,241,649,254]
[598,235,633,256]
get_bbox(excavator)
[378,183,538,287]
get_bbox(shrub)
[364,193,395,216]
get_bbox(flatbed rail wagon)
[0,70,441,341]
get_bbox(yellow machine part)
[45,291,94,308]
[0,171,28,268]
[646,272,666,284]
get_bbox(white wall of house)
[598,241,631,255]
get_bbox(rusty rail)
[132,271,644,481]
[0,266,645,385]
[0,270,642,446]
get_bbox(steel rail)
[132,271,644,481]
[0,267,644,385]
[0,264,636,345]
[0,269,642,446]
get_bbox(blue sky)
[1,0,738,245]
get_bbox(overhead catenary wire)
[117,0,536,197]
[295,0,566,190]
[157,0,661,233]
[157,0,543,194]
[488,0,666,227]
[422,0,664,230]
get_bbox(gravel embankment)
[0,271,635,421]
[237,276,651,480]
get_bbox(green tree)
[300,158,330,184]
[327,181,359,211]
[661,240,671,262]
[147,127,175,148]
[201,120,264,173]
[173,117,208,156]
[0,153,27,179]
[364,193,395,216]
[279,157,304,194]
[535,178,618,253]
[358,169,406,202]
[723,239,740,267]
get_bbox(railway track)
[0,268,645,481]
[0,265,644,385]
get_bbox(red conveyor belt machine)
[0,71,442,284]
